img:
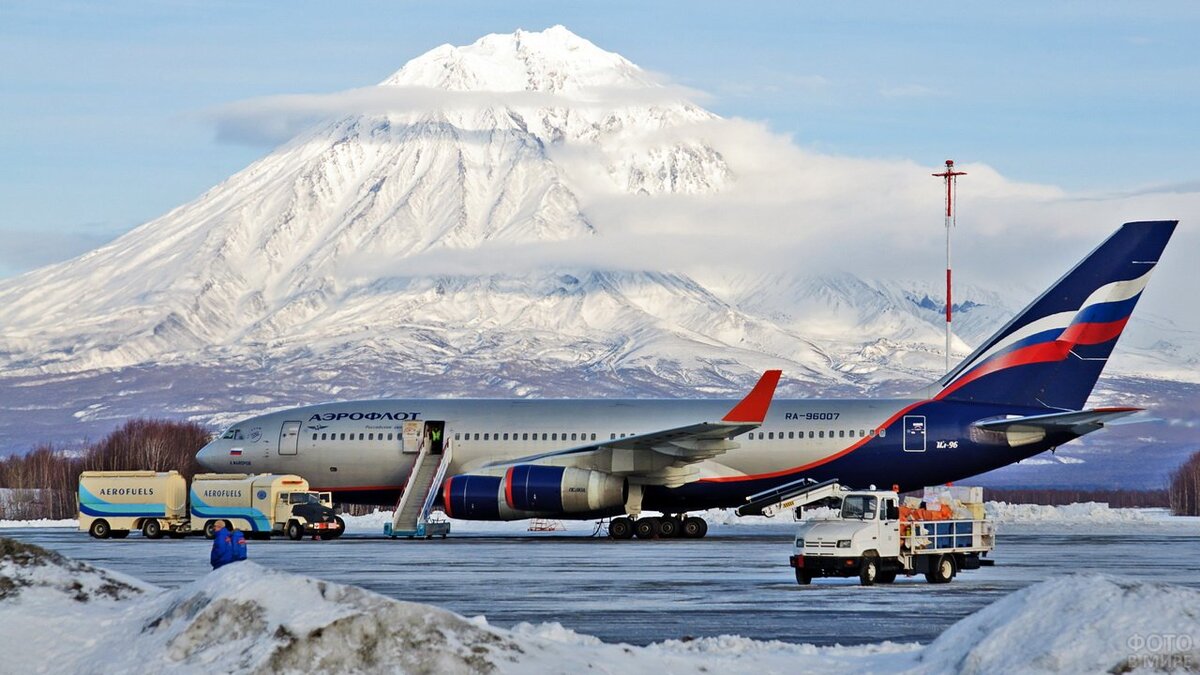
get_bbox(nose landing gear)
[607,514,708,540]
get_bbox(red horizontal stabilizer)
[722,370,782,424]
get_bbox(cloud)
[0,226,123,278]
[189,75,1200,335]
[202,83,711,146]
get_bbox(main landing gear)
[608,514,709,540]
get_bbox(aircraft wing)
[973,407,1142,435]
[480,370,782,487]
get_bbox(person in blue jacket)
[230,526,247,563]
[210,520,234,569]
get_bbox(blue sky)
[1,1,1198,277]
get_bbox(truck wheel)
[609,517,634,539]
[204,521,217,539]
[141,519,163,539]
[89,519,111,539]
[925,555,954,584]
[634,517,661,539]
[325,517,345,539]
[795,569,812,585]
[859,556,879,586]
[683,517,708,538]
[110,530,130,539]
[286,521,304,541]
[877,569,898,584]
[658,517,680,538]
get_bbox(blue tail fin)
[936,220,1177,409]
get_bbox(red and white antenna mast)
[932,159,966,373]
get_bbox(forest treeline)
[0,419,209,520]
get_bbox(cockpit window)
[221,428,244,440]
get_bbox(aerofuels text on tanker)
[78,471,344,540]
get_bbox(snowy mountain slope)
[3,538,1198,674]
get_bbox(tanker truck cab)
[274,487,342,540]
[790,487,994,586]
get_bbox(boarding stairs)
[385,436,453,539]
[735,477,847,517]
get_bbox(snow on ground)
[0,518,79,529]
[3,502,1195,534]
[334,503,1189,536]
[2,536,1197,674]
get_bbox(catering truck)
[78,470,190,539]
[78,471,343,540]
[190,473,344,540]
[789,486,995,586]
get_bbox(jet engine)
[442,465,626,520]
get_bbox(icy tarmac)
[5,515,1199,647]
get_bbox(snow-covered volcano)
[0,27,1196,462]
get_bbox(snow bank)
[4,535,1199,674]
[919,574,1200,674]
[983,501,1166,525]
[0,518,78,529]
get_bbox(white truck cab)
[790,488,994,586]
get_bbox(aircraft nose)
[196,439,220,470]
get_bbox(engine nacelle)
[441,466,626,520]
[505,465,627,514]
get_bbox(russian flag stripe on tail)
[935,220,1176,410]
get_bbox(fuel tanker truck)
[78,471,343,540]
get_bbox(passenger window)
[552,433,558,441]
[454,433,460,441]
[768,432,774,439]
[388,433,393,441]
[473,433,479,441]
[591,433,596,440]
[788,431,794,439]
[484,433,490,441]
[571,433,577,441]
[610,433,616,440]
[880,429,887,438]
[758,432,764,440]
[368,433,374,441]
[321,433,327,440]
[819,431,824,438]
[869,429,876,437]
[503,433,509,441]
[312,433,318,441]
[541,433,548,441]
[839,430,845,438]
[620,433,626,438]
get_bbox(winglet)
[722,370,782,424]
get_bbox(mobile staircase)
[736,477,848,517]
[385,435,453,539]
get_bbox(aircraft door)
[278,421,301,455]
[426,421,445,455]
[903,416,926,452]
[402,421,423,453]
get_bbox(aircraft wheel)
[682,517,708,538]
[89,519,111,539]
[634,517,661,539]
[141,519,163,539]
[658,516,680,538]
[608,517,634,540]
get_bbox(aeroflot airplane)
[197,221,1176,537]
